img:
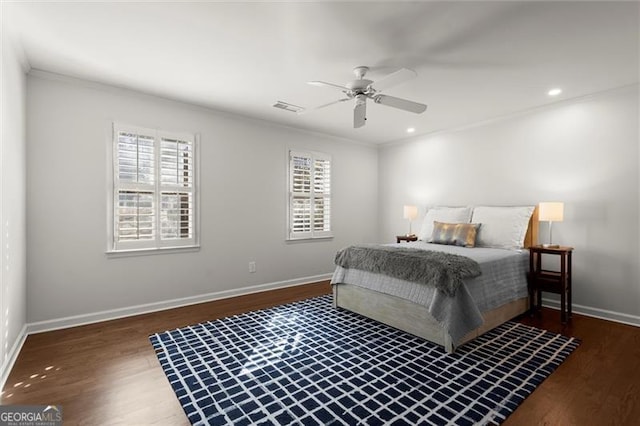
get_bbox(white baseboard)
[26,274,332,335]
[541,297,640,327]
[0,324,28,392]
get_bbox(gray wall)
[1,36,27,375]
[18,71,640,330]
[26,72,378,323]
[379,86,640,322]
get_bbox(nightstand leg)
[568,251,573,318]
[527,273,534,316]
[560,253,567,323]
[530,290,536,316]
[560,288,566,324]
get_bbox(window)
[110,123,198,252]
[288,150,332,240]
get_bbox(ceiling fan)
[303,66,427,128]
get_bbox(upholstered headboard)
[523,206,539,248]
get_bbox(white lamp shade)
[403,205,418,221]
[539,202,564,222]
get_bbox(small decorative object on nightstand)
[396,235,418,243]
[528,245,574,323]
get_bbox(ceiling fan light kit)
[303,66,428,128]
[354,94,367,128]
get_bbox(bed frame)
[333,208,539,353]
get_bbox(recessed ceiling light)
[407,127,415,133]
[547,88,562,97]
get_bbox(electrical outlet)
[249,261,256,273]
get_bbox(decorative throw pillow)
[431,221,481,247]
[418,207,473,241]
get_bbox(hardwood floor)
[1,282,331,425]
[2,281,639,425]
[507,311,640,426]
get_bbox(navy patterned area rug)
[150,295,579,425]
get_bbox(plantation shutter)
[313,157,331,235]
[288,150,332,240]
[114,127,157,249]
[112,124,197,251]
[159,134,194,241]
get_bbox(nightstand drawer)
[535,278,565,294]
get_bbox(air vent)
[273,101,304,113]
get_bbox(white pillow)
[471,206,535,249]
[418,207,473,241]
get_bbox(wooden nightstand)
[528,245,574,323]
[396,235,418,243]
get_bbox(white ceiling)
[4,1,639,144]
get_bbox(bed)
[331,206,539,353]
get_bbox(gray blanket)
[334,244,482,297]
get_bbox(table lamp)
[403,205,418,237]
[539,202,564,248]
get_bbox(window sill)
[286,236,334,243]
[106,245,200,258]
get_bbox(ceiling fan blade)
[353,99,366,128]
[308,81,349,91]
[374,94,427,114]
[370,68,417,91]
[298,98,349,115]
